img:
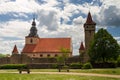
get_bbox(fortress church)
[12,12,96,63]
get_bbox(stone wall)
[0,54,80,65]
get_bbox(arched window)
[30,39,33,43]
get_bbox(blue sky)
[0,0,120,55]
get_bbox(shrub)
[117,55,120,67]
[0,64,27,69]
[82,63,92,69]
[70,63,83,69]
[51,64,58,69]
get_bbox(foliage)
[56,48,70,65]
[51,64,58,69]
[82,63,92,69]
[117,55,120,67]
[70,63,83,69]
[0,54,7,58]
[0,64,27,69]
[88,28,120,63]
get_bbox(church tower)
[25,18,39,44]
[83,12,96,62]
[84,12,96,51]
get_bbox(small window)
[33,54,35,56]
[30,39,33,43]
[55,54,58,57]
[47,54,50,57]
[40,54,43,57]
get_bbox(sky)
[0,0,120,55]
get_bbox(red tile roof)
[85,12,96,25]
[79,42,85,50]
[12,45,19,54]
[22,38,72,53]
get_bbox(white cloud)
[0,0,119,55]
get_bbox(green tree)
[88,28,120,63]
[0,54,7,58]
[56,48,70,65]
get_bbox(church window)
[33,54,35,56]
[40,54,43,57]
[30,39,33,43]
[55,54,58,57]
[47,54,50,57]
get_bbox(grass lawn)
[1,68,120,75]
[0,73,119,80]
[30,68,120,75]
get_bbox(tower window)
[30,39,33,43]
[89,31,91,34]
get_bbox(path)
[31,72,120,79]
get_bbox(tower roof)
[85,12,96,25]
[28,18,39,37]
[79,42,85,50]
[12,45,19,54]
[32,18,36,26]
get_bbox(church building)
[21,18,72,58]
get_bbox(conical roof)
[85,12,96,25]
[79,42,85,50]
[12,45,19,54]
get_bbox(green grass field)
[0,73,119,80]
[30,68,120,75]
[0,68,120,80]
[1,68,120,75]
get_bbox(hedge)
[0,64,27,69]
[70,63,83,69]
[82,63,92,69]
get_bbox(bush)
[0,64,27,69]
[82,63,92,69]
[70,63,83,69]
[117,55,120,67]
[51,64,58,69]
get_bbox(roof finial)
[33,13,35,21]
[32,13,36,26]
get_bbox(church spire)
[79,42,85,51]
[85,12,96,25]
[32,18,36,26]
[12,45,19,54]
[28,18,39,37]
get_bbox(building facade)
[21,18,72,58]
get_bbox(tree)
[0,54,7,58]
[56,48,70,65]
[88,28,120,63]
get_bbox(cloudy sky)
[0,0,120,55]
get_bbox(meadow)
[0,68,120,80]
[0,73,119,80]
